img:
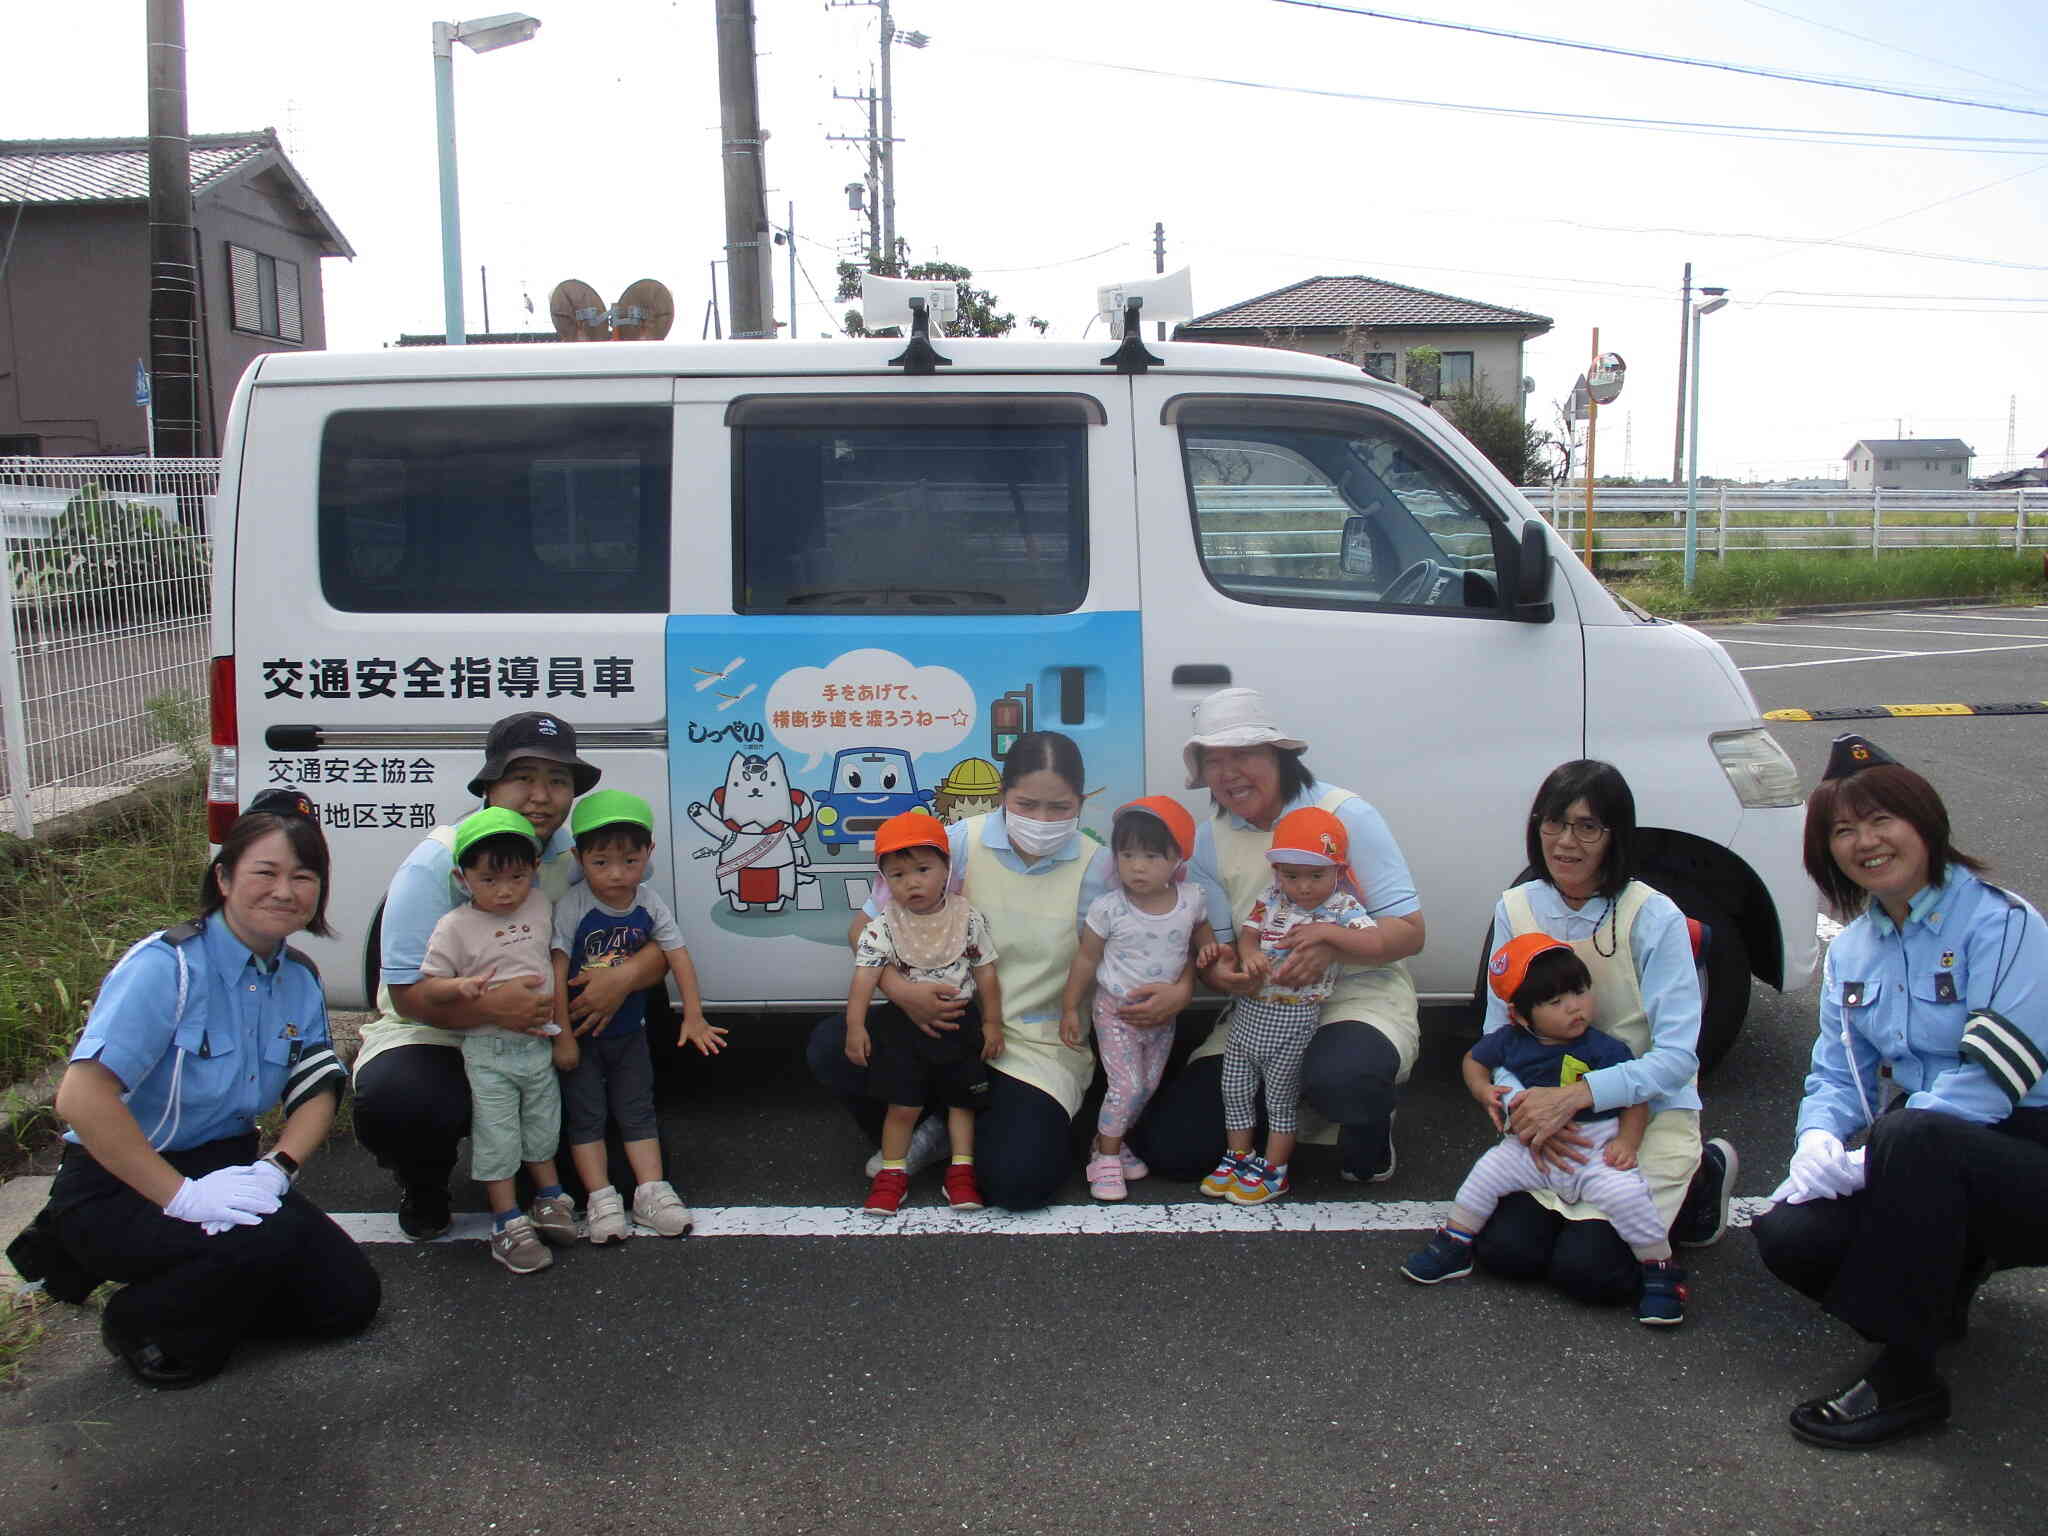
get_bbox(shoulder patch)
[161,918,206,945]
[283,945,322,981]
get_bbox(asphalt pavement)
[4,603,2047,1536]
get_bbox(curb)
[1645,594,2046,624]
[1767,702,2048,723]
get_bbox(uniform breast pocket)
[174,1018,235,1062]
[1908,969,1967,1057]
[262,1027,299,1069]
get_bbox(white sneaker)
[585,1185,628,1245]
[631,1180,694,1238]
[863,1113,950,1178]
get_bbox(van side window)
[732,396,1091,614]
[1173,399,1507,614]
[319,407,670,613]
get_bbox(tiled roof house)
[0,130,351,456]
[1175,274,1552,415]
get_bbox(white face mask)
[1006,813,1078,857]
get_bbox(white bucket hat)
[1182,687,1309,788]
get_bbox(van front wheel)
[1652,882,1750,1075]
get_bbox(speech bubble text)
[763,648,976,773]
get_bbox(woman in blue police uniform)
[1754,735,2048,1448]
[42,792,379,1389]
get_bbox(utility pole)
[1669,261,1690,488]
[1154,222,1167,341]
[828,81,882,269]
[827,2,923,275]
[786,201,797,340]
[714,0,773,338]
[146,0,201,458]
[878,0,896,268]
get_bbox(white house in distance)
[1844,437,1973,491]
[1172,275,1551,417]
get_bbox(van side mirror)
[1511,519,1554,622]
[1339,514,1373,577]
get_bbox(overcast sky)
[12,0,2047,480]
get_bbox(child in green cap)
[550,789,723,1242]
[415,806,578,1275]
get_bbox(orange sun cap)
[1265,806,1349,870]
[1112,795,1197,863]
[872,809,950,862]
[1487,932,1574,1004]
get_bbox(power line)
[976,240,1134,274]
[997,50,2048,156]
[1730,0,2048,103]
[1262,0,2048,120]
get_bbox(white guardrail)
[1517,485,2048,558]
[0,457,218,837]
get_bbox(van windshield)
[734,403,1088,615]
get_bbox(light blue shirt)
[68,914,332,1151]
[1188,778,1422,942]
[380,821,577,987]
[1798,866,2048,1141]
[862,809,1115,930]
[1483,878,1703,1115]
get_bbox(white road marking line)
[1757,622,2048,641]
[337,1197,1775,1244]
[1739,652,1920,672]
[1739,639,2048,672]
[1716,638,1911,652]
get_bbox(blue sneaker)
[1224,1154,1290,1206]
[1401,1227,1475,1284]
[1638,1260,1688,1326]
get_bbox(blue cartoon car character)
[813,746,934,857]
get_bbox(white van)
[207,337,1815,1066]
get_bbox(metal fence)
[0,457,218,837]
[1519,485,2048,559]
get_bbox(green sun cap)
[570,788,655,839]
[452,806,543,864]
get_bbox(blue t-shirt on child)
[550,883,686,1039]
[1470,1023,1636,1123]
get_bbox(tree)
[835,251,1047,338]
[1437,383,1551,487]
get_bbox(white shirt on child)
[419,888,556,1039]
[1085,883,1207,1000]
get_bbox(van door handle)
[1171,664,1231,686]
[1057,667,1085,725]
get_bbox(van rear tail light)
[207,655,239,842]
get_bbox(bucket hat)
[467,711,601,798]
[1182,688,1308,789]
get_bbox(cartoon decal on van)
[812,746,935,855]
[685,752,816,913]
[667,617,1142,950]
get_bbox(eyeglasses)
[1538,816,1609,844]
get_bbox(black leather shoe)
[1789,1376,1950,1449]
[397,1183,453,1241]
[100,1311,217,1391]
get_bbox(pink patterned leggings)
[1093,994,1176,1139]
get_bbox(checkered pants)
[1221,996,1324,1134]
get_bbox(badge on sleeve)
[1842,981,1866,1007]
[1934,972,1959,1004]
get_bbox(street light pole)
[1683,287,1729,590]
[433,13,541,346]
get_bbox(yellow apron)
[1191,787,1421,1143]
[1502,880,1701,1229]
[957,813,1095,1118]
[353,826,579,1075]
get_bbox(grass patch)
[1610,549,2048,619]
[0,777,208,1092]
[0,1288,51,1384]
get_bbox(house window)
[227,243,303,342]
[1440,352,1474,395]
[1363,353,1397,382]
[1952,462,1963,475]
[1882,459,1895,471]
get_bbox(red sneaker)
[943,1162,984,1211]
[862,1167,909,1217]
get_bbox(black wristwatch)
[264,1149,301,1184]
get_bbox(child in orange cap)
[1401,933,1685,1326]
[844,810,1003,1218]
[1059,797,1219,1201]
[1192,805,1378,1205]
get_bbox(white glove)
[163,1165,284,1232]
[1769,1129,1864,1205]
